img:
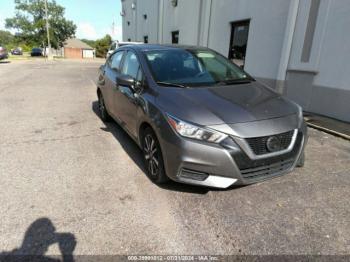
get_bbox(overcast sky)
[0,0,123,41]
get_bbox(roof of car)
[118,41,143,45]
[122,44,211,52]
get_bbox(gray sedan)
[96,44,307,188]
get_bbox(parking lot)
[0,59,349,256]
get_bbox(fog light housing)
[179,169,209,181]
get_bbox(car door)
[116,51,143,137]
[103,50,125,118]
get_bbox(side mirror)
[136,76,148,90]
[117,74,135,89]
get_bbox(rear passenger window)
[110,51,124,71]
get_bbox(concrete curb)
[306,122,350,141]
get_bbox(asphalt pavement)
[0,59,349,256]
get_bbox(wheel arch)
[138,121,154,145]
[138,120,169,183]
[96,87,102,97]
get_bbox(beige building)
[63,38,95,59]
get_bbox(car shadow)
[0,60,11,64]
[0,217,76,262]
[92,101,244,194]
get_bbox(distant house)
[63,38,95,59]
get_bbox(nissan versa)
[96,44,307,188]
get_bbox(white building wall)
[285,0,350,121]
[313,0,350,91]
[206,0,290,81]
[122,0,159,43]
[121,0,350,122]
[122,0,290,81]
[122,0,137,41]
[135,0,159,43]
[160,0,202,45]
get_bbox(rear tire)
[98,92,111,122]
[142,127,169,184]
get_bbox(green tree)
[0,30,32,51]
[0,30,14,46]
[95,34,112,58]
[5,0,76,49]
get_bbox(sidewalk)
[304,113,350,140]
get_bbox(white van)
[106,41,143,58]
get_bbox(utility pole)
[44,0,52,59]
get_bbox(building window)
[127,21,130,26]
[228,20,250,68]
[144,36,148,44]
[128,38,131,42]
[143,14,147,20]
[172,31,179,44]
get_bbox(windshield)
[144,49,253,87]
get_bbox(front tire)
[297,152,305,167]
[98,92,111,122]
[142,128,168,184]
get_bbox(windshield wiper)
[156,81,188,88]
[215,78,254,86]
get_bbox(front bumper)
[158,117,308,189]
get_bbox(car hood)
[156,81,298,126]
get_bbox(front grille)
[240,158,294,182]
[232,132,303,183]
[246,130,294,155]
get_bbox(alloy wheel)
[143,134,159,177]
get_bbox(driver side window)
[121,52,141,80]
[109,51,124,71]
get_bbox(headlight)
[166,114,228,143]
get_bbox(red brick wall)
[64,48,82,59]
